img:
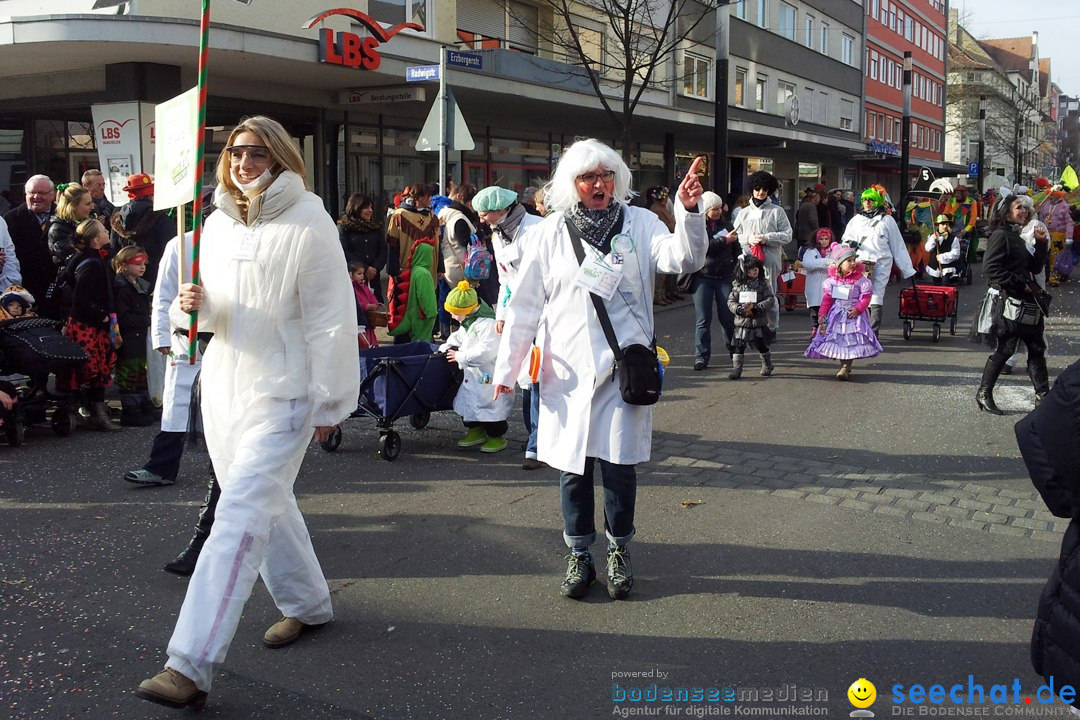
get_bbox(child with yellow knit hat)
[438,280,514,452]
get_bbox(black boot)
[976,355,1006,415]
[120,394,153,427]
[1028,356,1051,405]
[163,470,220,577]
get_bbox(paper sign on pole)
[153,87,200,211]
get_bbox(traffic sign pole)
[439,45,447,192]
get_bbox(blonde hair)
[73,219,106,252]
[56,183,90,223]
[215,115,307,199]
[113,245,147,273]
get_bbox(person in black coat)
[4,175,56,316]
[112,245,154,426]
[1016,358,1080,713]
[973,192,1051,414]
[338,193,388,303]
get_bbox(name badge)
[575,252,623,301]
[739,291,758,304]
[832,284,851,300]
[232,231,258,261]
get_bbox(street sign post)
[968,162,980,177]
[406,65,440,82]
[446,50,483,70]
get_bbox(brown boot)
[135,668,207,709]
[263,617,326,648]
[87,401,121,432]
[836,360,852,381]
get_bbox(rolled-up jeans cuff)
[563,531,595,550]
[606,528,635,548]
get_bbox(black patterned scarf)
[565,201,623,253]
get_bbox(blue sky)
[954,0,1080,97]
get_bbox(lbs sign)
[303,8,423,72]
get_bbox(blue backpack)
[463,233,492,281]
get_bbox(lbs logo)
[97,118,133,145]
[303,8,423,71]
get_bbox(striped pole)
[187,0,211,363]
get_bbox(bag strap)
[565,219,623,362]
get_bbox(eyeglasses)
[576,170,615,185]
[226,145,271,163]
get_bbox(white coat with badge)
[842,211,916,305]
[151,233,200,433]
[493,203,706,475]
[491,211,544,389]
[732,200,792,330]
[439,313,513,421]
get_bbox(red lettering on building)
[307,8,421,72]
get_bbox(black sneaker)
[606,545,634,600]
[693,359,707,371]
[560,551,596,599]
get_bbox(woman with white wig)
[492,139,707,601]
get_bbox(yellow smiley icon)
[848,678,876,709]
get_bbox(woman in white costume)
[136,116,359,709]
[493,140,706,602]
[729,171,791,331]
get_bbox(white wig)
[543,138,634,214]
[24,174,53,191]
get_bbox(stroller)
[0,317,88,444]
[323,341,461,461]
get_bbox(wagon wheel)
[51,407,75,437]
[378,430,402,461]
[5,418,25,447]
[409,411,430,430]
[932,323,941,343]
[320,426,343,452]
[902,320,912,341]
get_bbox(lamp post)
[899,51,912,228]
[712,1,732,195]
[977,95,986,196]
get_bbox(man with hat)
[111,173,175,289]
[730,171,791,331]
[473,184,545,469]
[943,184,979,266]
[924,213,962,284]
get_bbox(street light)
[712,1,733,195]
[899,51,912,228]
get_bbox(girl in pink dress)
[805,245,881,380]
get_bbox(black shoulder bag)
[566,219,661,406]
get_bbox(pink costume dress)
[805,263,882,360]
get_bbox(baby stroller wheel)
[902,320,912,341]
[51,407,76,437]
[409,411,430,430]
[5,418,25,447]
[378,430,402,461]
[321,426,342,453]
[932,323,941,343]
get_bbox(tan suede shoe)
[135,667,207,709]
[263,617,325,648]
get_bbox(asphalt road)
[1,258,1078,719]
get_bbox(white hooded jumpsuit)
[164,172,359,691]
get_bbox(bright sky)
[954,0,1080,97]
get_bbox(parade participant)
[841,186,916,334]
[473,184,544,469]
[726,254,776,380]
[386,184,438,342]
[439,280,513,453]
[1039,185,1073,286]
[493,140,707,601]
[386,241,437,343]
[730,171,790,331]
[112,245,154,426]
[56,219,120,432]
[135,115,359,709]
[799,228,836,337]
[943,185,979,266]
[924,214,963,284]
[349,260,380,349]
[805,245,881,380]
[971,191,1049,414]
[690,191,738,371]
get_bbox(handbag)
[1001,296,1042,325]
[1053,249,1075,278]
[566,219,661,406]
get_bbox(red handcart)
[898,284,958,342]
[776,270,807,311]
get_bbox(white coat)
[493,202,707,475]
[732,200,792,330]
[800,246,831,307]
[151,234,201,433]
[164,171,359,691]
[0,216,20,290]
[439,313,513,422]
[491,210,544,389]
[842,211,916,304]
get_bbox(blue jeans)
[692,275,734,363]
[559,458,636,549]
[521,382,540,459]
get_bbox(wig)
[542,139,634,213]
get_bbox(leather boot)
[728,353,744,380]
[836,359,853,381]
[163,470,220,577]
[1028,356,1051,405]
[87,401,121,431]
[976,355,1006,415]
[760,352,774,377]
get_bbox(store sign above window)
[867,140,901,157]
[303,8,424,71]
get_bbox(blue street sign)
[406,65,440,82]
[447,51,483,70]
[968,162,979,176]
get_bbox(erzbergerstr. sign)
[303,8,423,71]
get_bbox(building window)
[757,0,767,28]
[735,67,747,106]
[869,50,878,80]
[867,110,876,139]
[805,15,814,49]
[841,34,853,65]
[905,16,913,41]
[894,118,901,141]
[820,23,829,54]
[682,51,710,99]
[371,0,428,30]
[735,0,746,20]
[878,113,885,140]
[815,91,828,125]
[777,80,795,115]
[564,18,605,68]
[840,99,854,130]
[885,114,892,142]
[755,75,767,110]
[779,2,795,40]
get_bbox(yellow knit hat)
[444,280,479,315]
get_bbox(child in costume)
[726,254,776,379]
[924,213,963,284]
[798,228,835,337]
[438,280,513,453]
[1,287,34,319]
[113,245,154,426]
[805,245,881,380]
[349,260,380,349]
